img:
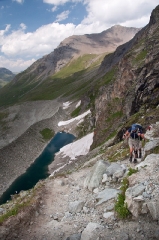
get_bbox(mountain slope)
[0,25,139,107]
[0,68,15,88]
[90,5,159,148]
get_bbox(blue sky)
[0,0,158,72]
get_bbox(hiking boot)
[129,156,132,162]
[139,150,142,158]
[134,158,137,163]
[134,150,138,159]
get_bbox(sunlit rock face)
[91,5,159,149]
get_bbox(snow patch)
[77,119,84,125]
[76,100,81,108]
[63,101,72,109]
[60,132,94,160]
[58,109,91,126]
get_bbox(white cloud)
[51,6,58,12]
[1,0,159,72]
[43,0,71,5]
[12,0,24,4]
[43,0,81,6]
[0,22,75,58]
[0,56,35,72]
[82,0,159,28]
[56,10,70,22]
[20,23,27,30]
[0,24,11,36]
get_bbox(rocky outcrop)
[91,5,159,148]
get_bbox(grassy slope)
[0,53,106,108]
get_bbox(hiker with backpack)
[123,123,145,163]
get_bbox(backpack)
[131,123,143,133]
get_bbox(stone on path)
[81,222,103,240]
[96,188,119,206]
[84,160,110,191]
[69,201,85,213]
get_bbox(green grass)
[106,111,123,123]
[0,53,110,107]
[71,106,81,117]
[0,181,44,224]
[97,66,117,88]
[114,177,130,219]
[127,167,138,176]
[0,201,28,224]
[40,128,55,140]
[52,54,99,79]
[132,50,147,65]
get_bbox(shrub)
[40,128,54,140]
[127,167,138,176]
[114,177,131,219]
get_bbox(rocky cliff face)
[91,5,159,148]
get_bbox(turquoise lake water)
[0,132,75,205]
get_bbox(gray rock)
[147,201,159,220]
[106,163,123,177]
[84,160,110,191]
[127,184,145,198]
[144,139,159,152]
[103,211,114,219]
[69,201,85,213]
[125,184,145,218]
[105,203,114,211]
[0,208,4,213]
[113,169,125,179]
[81,222,102,240]
[102,173,108,183]
[141,203,148,214]
[66,233,81,240]
[96,188,119,206]
[154,228,159,239]
[142,192,151,199]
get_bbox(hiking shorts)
[128,137,139,150]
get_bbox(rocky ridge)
[91,5,159,148]
[24,25,139,82]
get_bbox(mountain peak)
[149,5,159,25]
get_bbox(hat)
[131,124,137,131]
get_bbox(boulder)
[84,160,110,191]
[66,233,81,240]
[69,201,85,214]
[81,222,102,240]
[106,163,123,177]
[125,184,145,217]
[96,188,119,206]
[147,201,159,220]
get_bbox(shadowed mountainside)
[0,68,15,88]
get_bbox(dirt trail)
[10,157,158,240]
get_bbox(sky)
[0,0,158,72]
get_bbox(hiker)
[123,124,145,163]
